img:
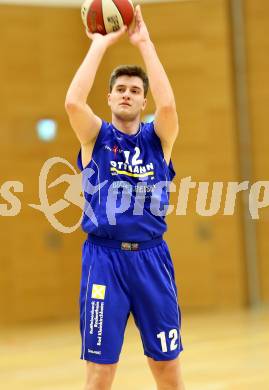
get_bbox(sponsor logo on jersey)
[105,145,155,178]
[104,145,123,154]
[91,284,106,300]
[110,161,154,178]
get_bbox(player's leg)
[80,240,131,388]
[130,241,185,389]
[84,361,118,390]
[147,356,186,390]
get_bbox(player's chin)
[116,110,137,121]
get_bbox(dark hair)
[109,65,149,97]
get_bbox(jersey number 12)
[123,147,143,166]
[157,329,178,352]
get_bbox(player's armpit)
[65,101,102,146]
[80,139,97,169]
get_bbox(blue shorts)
[79,235,183,364]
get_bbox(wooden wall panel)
[245,0,269,303]
[0,0,247,325]
[0,5,85,325]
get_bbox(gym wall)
[245,0,269,304]
[0,0,268,325]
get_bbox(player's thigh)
[85,361,118,389]
[131,242,183,361]
[80,241,131,364]
[147,356,185,389]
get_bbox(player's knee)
[85,362,115,390]
[152,359,185,390]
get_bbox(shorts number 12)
[157,329,178,352]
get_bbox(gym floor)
[1,307,268,390]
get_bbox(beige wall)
[1,0,266,325]
[0,5,85,325]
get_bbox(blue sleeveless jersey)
[77,121,175,242]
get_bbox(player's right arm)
[65,27,127,166]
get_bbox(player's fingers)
[106,25,126,43]
[128,18,136,34]
[85,28,93,39]
[135,5,143,22]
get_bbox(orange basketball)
[81,0,134,35]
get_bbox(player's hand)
[128,5,151,47]
[85,25,127,47]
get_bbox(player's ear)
[141,98,147,111]
[107,93,111,106]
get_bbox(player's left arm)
[128,5,179,162]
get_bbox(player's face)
[108,76,147,120]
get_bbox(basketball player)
[65,5,185,390]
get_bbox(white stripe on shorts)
[162,262,180,328]
[82,263,92,360]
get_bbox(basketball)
[81,0,134,35]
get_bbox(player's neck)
[112,116,141,136]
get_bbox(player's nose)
[122,89,131,99]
